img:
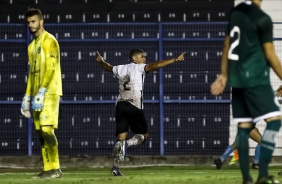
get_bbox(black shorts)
[115,101,148,136]
[232,85,281,123]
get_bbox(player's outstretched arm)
[96,51,113,73]
[145,52,186,72]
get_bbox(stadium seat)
[58,12,84,23]
[0,14,9,23]
[37,0,62,4]
[109,12,134,22]
[134,12,160,22]
[145,71,159,84]
[83,12,109,23]
[0,0,11,4]
[8,0,36,4]
[209,10,230,21]
[160,12,186,22]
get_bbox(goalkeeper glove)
[32,87,47,111]
[21,95,31,118]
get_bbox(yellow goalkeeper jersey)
[27,31,62,96]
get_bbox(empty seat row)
[0,92,230,101]
[164,137,229,155]
[0,23,226,40]
[1,11,231,23]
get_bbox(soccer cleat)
[31,170,53,179]
[119,140,127,161]
[214,158,223,169]
[229,156,239,165]
[111,166,124,176]
[229,149,239,165]
[256,176,280,184]
[252,163,259,169]
[50,168,63,178]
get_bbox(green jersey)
[226,1,273,88]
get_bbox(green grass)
[0,166,281,184]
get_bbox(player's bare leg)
[249,127,262,169]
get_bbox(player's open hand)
[175,52,186,62]
[276,85,282,97]
[210,74,227,95]
[96,51,104,63]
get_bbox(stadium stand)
[0,0,234,156]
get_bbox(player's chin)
[29,29,37,34]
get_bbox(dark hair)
[129,49,145,61]
[25,8,43,20]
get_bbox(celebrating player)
[21,8,63,179]
[96,49,185,176]
[210,0,282,183]
[214,127,261,169]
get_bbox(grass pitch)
[0,166,281,184]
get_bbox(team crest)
[37,47,41,54]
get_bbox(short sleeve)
[258,15,273,44]
[112,65,125,78]
[136,63,146,73]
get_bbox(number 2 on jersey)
[123,75,131,91]
[228,26,240,61]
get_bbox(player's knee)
[238,122,254,129]
[37,130,46,146]
[40,126,57,146]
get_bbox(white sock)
[126,134,144,147]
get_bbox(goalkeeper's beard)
[29,25,41,35]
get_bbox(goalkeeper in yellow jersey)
[21,8,63,179]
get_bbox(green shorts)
[232,85,281,123]
[33,94,60,130]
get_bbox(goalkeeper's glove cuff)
[31,87,46,111]
[38,87,47,95]
[23,94,31,101]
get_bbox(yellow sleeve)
[25,44,33,95]
[41,37,59,88]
